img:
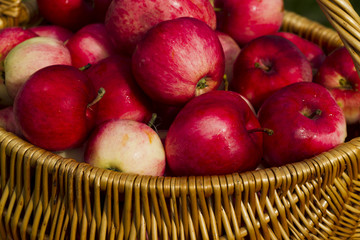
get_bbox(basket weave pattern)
[1,0,360,239]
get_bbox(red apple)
[13,65,98,151]
[214,0,284,46]
[4,36,72,99]
[165,90,263,176]
[0,106,22,136]
[85,55,153,126]
[66,23,117,68]
[314,46,360,124]
[216,31,241,89]
[230,35,313,111]
[84,119,166,176]
[257,82,347,167]
[36,0,112,31]
[105,0,216,55]
[274,32,326,74]
[132,17,225,106]
[29,25,74,42]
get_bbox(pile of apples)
[0,0,358,177]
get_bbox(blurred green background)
[284,0,360,27]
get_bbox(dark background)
[284,0,360,27]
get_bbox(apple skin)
[273,32,326,74]
[66,23,117,68]
[85,55,153,126]
[105,0,216,55]
[216,31,241,89]
[230,35,313,111]
[314,47,360,124]
[214,0,284,46]
[13,65,97,151]
[0,106,22,136]
[257,82,347,167]
[165,90,263,176]
[84,119,166,176]
[36,0,112,31]
[132,17,225,106]
[29,25,74,42]
[4,36,72,100]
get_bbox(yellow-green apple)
[132,17,225,106]
[257,82,347,167]
[36,0,112,31]
[4,37,72,99]
[214,0,284,46]
[165,90,263,176]
[105,0,216,55]
[0,27,38,107]
[29,25,74,42]
[273,32,326,74]
[216,31,241,90]
[85,55,152,126]
[230,35,313,111]
[84,119,166,176]
[314,46,360,124]
[65,23,116,68]
[13,65,99,151]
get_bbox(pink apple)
[4,36,72,99]
[165,90,263,176]
[274,32,326,74]
[36,0,112,31]
[66,23,117,68]
[0,27,38,70]
[214,0,284,46]
[0,106,22,136]
[84,119,166,176]
[230,35,313,110]
[29,25,74,42]
[0,27,38,107]
[132,17,225,106]
[257,82,347,167]
[105,0,216,55]
[13,65,98,151]
[216,31,241,89]
[314,46,360,124]
[85,55,153,125]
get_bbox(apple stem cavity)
[254,61,271,72]
[248,128,274,136]
[87,87,105,108]
[79,63,92,71]
[195,77,209,96]
[339,78,353,90]
[301,107,322,120]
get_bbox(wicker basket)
[1,0,360,239]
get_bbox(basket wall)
[1,1,360,240]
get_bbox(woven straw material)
[1,1,360,239]
[0,0,38,29]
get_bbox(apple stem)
[214,7,222,12]
[223,74,229,91]
[148,113,158,128]
[254,62,270,72]
[309,109,322,119]
[87,87,105,108]
[195,78,209,96]
[79,63,92,71]
[248,128,274,136]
